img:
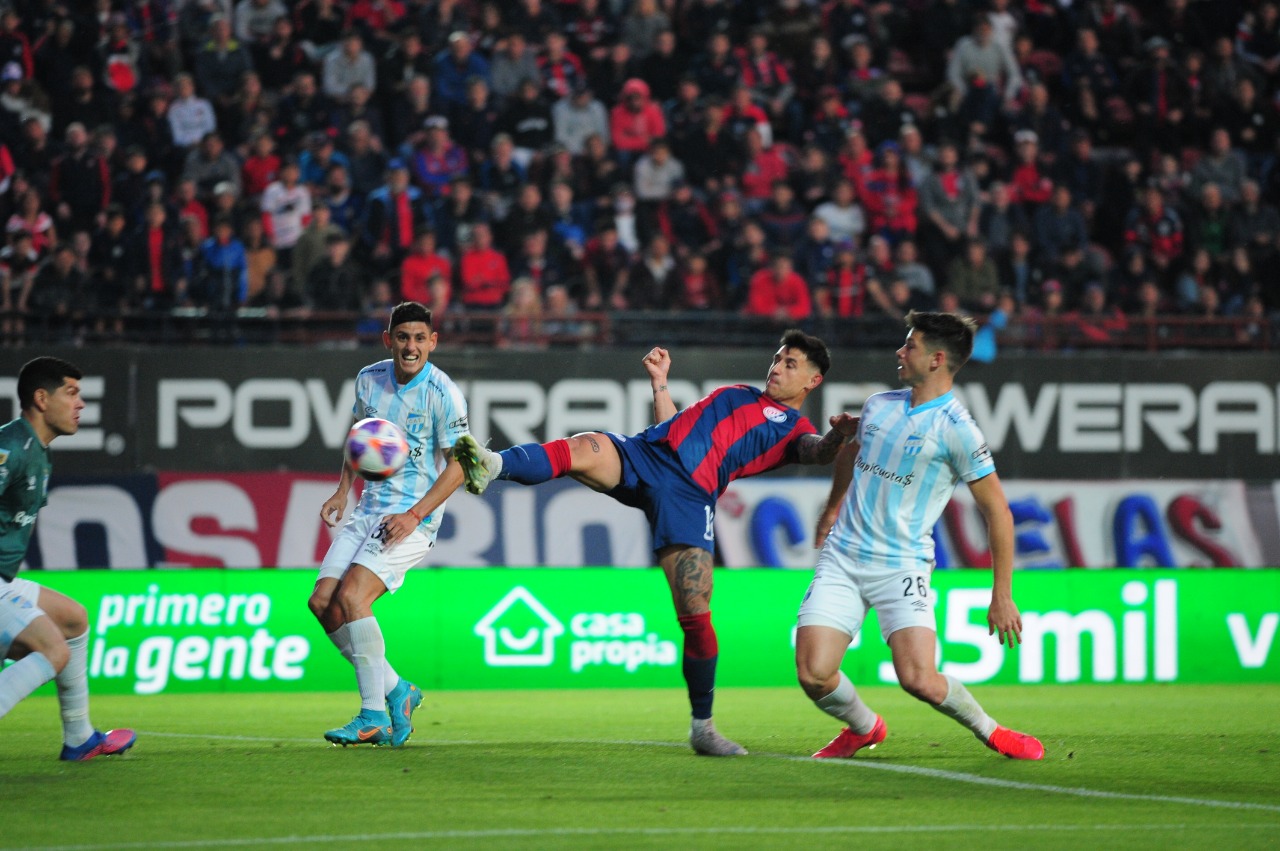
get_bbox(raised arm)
[793,413,859,465]
[643,346,676,423]
[967,471,1021,647]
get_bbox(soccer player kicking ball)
[310,302,469,747]
[0,357,136,760]
[796,311,1043,760]
[454,330,856,756]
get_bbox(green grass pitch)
[2,684,1277,851]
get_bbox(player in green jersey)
[0,357,135,760]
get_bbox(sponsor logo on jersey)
[448,416,468,431]
[762,406,787,424]
[972,443,992,463]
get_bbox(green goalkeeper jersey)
[0,416,50,582]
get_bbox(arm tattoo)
[794,430,846,465]
[585,435,601,453]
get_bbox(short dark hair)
[388,301,433,332]
[18,356,81,410]
[905,310,976,373]
[779,329,831,376]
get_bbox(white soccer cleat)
[690,718,748,756]
[452,434,502,494]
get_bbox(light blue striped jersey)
[351,359,469,536]
[830,388,995,569]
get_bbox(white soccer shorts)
[0,576,46,660]
[318,513,434,594]
[797,544,936,640]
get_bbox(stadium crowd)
[0,0,1275,348]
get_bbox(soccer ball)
[345,418,409,482]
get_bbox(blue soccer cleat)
[59,728,137,761]
[386,679,424,747]
[324,709,392,746]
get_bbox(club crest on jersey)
[0,450,8,466]
[762,406,787,423]
[405,412,426,434]
[904,434,925,456]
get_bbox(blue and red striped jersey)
[644,385,817,496]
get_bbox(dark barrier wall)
[0,349,1276,479]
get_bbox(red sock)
[677,611,718,658]
[541,439,572,478]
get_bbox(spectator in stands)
[792,215,836,289]
[411,116,466,199]
[183,131,240,202]
[458,221,511,309]
[196,215,248,309]
[1074,281,1129,343]
[861,142,917,245]
[918,141,981,279]
[399,228,450,306]
[691,30,740,102]
[610,78,665,174]
[434,30,489,116]
[305,231,365,311]
[292,202,344,287]
[274,71,333,150]
[538,31,587,102]
[658,180,715,261]
[894,238,938,306]
[636,29,684,107]
[814,240,865,319]
[1125,184,1185,283]
[498,276,545,349]
[671,251,722,311]
[946,237,1000,313]
[553,78,608,157]
[49,123,109,235]
[168,73,217,150]
[234,0,286,55]
[496,77,553,171]
[489,31,539,106]
[430,173,485,257]
[946,14,1021,131]
[1186,182,1232,262]
[449,76,500,164]
[127,200,187,310]
[1033,183,1090,268]
[758,180,807,251]
[1190,127,1247,204]
[260,158,310,266]
[582,221,630,309]
[744,252,812,321]
[623,231,678,310]
[813,177,865,245]
[195,15,253,120]
[255,15,308,93]
[362,159,423,272]
[323,32,376,104]
[1125,37,1190,157]
[333,83,384,144]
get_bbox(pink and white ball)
[344,418,410,481]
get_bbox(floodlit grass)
[2,685,1278,851]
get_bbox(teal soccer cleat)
[452,434,501,494]
[386,679,424,747]
[324,709,392,746]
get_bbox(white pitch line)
[131,731,1280,815]
[9,823,1276,851]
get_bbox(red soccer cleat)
[984,725,1045,760]
[59,729,137,762]
[812,716,887,758]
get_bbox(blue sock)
[683,654,717,720]
[498,443,554,485]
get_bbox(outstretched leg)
[453,432,623,494]
[888,627,1043,760]
[659,545,744,756]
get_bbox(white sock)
[56,630,94,746]
[346,617,388,713]
[0,652,56,719]
[327,624,401,696]
[814,671,878,734]
[934,674,997,740]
